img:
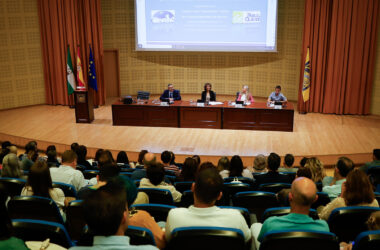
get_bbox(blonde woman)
[236,85,254,103]
[304,157,326,183]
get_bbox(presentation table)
[112,100,294,132]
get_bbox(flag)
[66,46,76,95]
[302,48,311,102]
[76,47,85,88]
[88,46,98,92]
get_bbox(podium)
[74,90,94,123]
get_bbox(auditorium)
[0,0,380,249]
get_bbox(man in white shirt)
[165,168,252,242]
[50,150,87,192]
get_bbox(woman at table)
[201,83,216,102]
[236,85,254,103]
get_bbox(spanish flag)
[76,47,85,88]
[302,48,311,102]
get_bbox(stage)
[0,96,378,166]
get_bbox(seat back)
[12,219,74,248]
[259,183,291,193]
[8,196,64,225]
[218,206,251,225]
[125,225,156,246]
[120,172,133,178]
[281,172,297,182]
[167,226,246,250]
[53,182,77,198]
[131,204,176,222]
[178,190,194,207]
[137,91,150,100]
[138,188,174,205]
[232,191,279,223]
[328,206,380,242]
[368,166,380,187]
[262,207,319,221]
[0,177,26,197]
[352,230,380,250]
[223,177,256,188]
[260,230,339,250]
[66,200,86,241]
[83,170,99,179]
[311,192,330,209]
[174,182,194,193]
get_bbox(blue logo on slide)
[151,10,175,23]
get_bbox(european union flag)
[88,46,98,92]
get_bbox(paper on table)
[209,101,224,105]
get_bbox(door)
[103,50,120,99]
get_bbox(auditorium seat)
[83,170,99,179]
[131,204,176,222]
[134,180,140,187]
[328,206,380,242]
[120,172,133,178]
[311,192,330,209]
[218,206,251,226]
[12,219,75,248]
[0,177,26,197]
[120,168,135,173]
[8,196,65,225]
[165,175,177,184]
[174,181,194,193]
[368,166,380,187]
[165,170,177,177]
[166,226,246,250]
[223,182,251,203]
[178,190,194,207]
[259,230,339,250]
[138,188,174,205]
[281,172,297,182]
[125,225,156,246]
[258,183,291,193]
[352,230,380,250]
[53,182,77,198]
[262,207,319,221]
[66,200,86,242]
[223,177,256,188]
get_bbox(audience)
[161,151,181,176]
[21,161,66,217]
[216,156,230,172]
[299,157,309,168]
[1,153,22,178]
[50,150,87,191]
[71,182,158,250]
[76,145,93,170]
[46,149,60,168]
[131,152,156,180]
[20,143,38,171]
[225,155,253,179]
[165,168,251,242]
[278,154,297,172]
[136,150,148,169]
[252,154,267,173]
[254,153,290,185]
[318,169,379,220]
[360,149,380,173]
[139,163,182,202]
[177,157,197,182]
[322,157,354,199]
[116,151,130,167]
[304,157,325,183]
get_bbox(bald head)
[9,146,17,155]
[143,153,156,167]
[290,177,317,207]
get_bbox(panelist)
[160,83,181,102]
[267,85,287,104]
[236,85,254,103]
[201,83,216,102]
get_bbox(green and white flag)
[66,46,76,95]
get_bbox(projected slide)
[135,0,278,52]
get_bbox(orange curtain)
[298,0,379,114]
[38,0,105,106]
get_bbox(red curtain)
[38,0,105,106]
[298,0,379,114]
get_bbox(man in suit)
[160,84,181,102]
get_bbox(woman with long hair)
[223,155,253,179]
[305,157,325,183]
[201,83,216,102]
[236,85,254,103]
[1,153,22,178]
[178,157,198,182]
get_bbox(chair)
[352,230,380,250]
[165,170,177,176]
[125,225,156,246]
[165,175,176,184]
[12,219,75,248]
[76,164,87,172]
[137,91,150,100]
[328,206,380,242]
[223,183,251,204]
[218,206,251,226]
[134,180,140,187]
[316,182,323,192]
[260,230,339,250]
[259,183,291,193]
[53,182,77,198]
[120,168,135,173]
[0,177,26,197]
[281,172,297,182]
[83,170,99,179]
[120,172,133,178]
[223,177,256,188]
[166,226,246,250]
[131,204,176,222]
[232,191,279,223]
[368,166,380,187]
[311,192,330,209]
[178,190,194,207]
[174,182,194,193]
[138,188,174,205]
[262,207,319,221]
[8,196,65,225]
[66,200,86,242]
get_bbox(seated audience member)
[254,153,290,185]
[140,163,182,202]
[116,151,130,167]
[8,145,17,155]
[165,168,251,242]
[253,177,329,245]
[1,141,11,150]
[192,155,201,166]
[299,157,309,168]
[252,154,267,173]
[161,151,181,176]
[267,85,287,104]
[201,82,216,102]
[160,83,181,102]
[50,150,87,192]
[78,163,120,200]
[224,155,253,179]
[318,169,379,220]
[0,183,29,250]
[20,146,38,171]
[19,141,37,161]
[21,161,66,217]
[93,148,104,166]
[278,154,297,172]
[98,150,115,166]
[236,85,254,103]
[217,156,230,172]
[1,153,22,178]
[71,142,79,152]
[322,157,354,200]
[46,150,60,168]
[177,157,197,182]
[305,157,326,183]
[135,150,148,169]
[70,182,158,250]
[131,152,156,180]
[197,162,216,174]
[76,145,93,170]
[360,149,380,173]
